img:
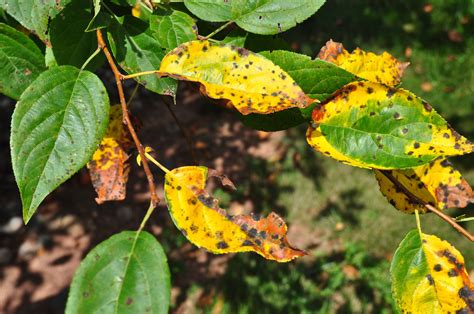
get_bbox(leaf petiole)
[143,150,171,174]
[202,21,234,40]
[121,70,163,80]
[80,47,101,70]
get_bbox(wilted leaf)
[2,0,71,41]
[318,39,409,87]
[107,16,177,96]
[0,23,46,99]
[164,166,305,262]
[10,66,110,223]
[184,0,326,35]
[375,158,474,213]
[391,230,474,313]
[66,231,170,314]
[150,8,197,51]
[306,81,473,169]
[160,40,313,115]
[87,105,133,204]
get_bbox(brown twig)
[96,30,159,208]
[380,170,473,242]
[162,96,199,165]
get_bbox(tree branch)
[96,30,159,208]
[379,170,473,242]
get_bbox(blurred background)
[0,0,473,313]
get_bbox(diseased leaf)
[2,0,71,41]
[184,0,326,35]
[240,50,356,131]
[164,166,305,262]
[391,230,474,313]
[66,231,170,314]
[306,81,473,169]
[10,66,110,223]
[107,16,177,96]
[87,105,133,204]
[160,40,313,115]
[375,158,474,213]
[318,39,409,87]
[50,1,104,70]
[150,8,197,51]
[0,23,46,99]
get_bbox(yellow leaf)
[318,39,409,87]
[163,166,305,262]
[87,105,133,204]
[391,230,474,313]
[306,82,473,169]
[159,40,313,115]
[375,158,474,213]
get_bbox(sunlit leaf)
[184,0,326,35]
[87,105,134,204]
[0,23,46,99]
[391,230,474,313]
[66,231,170,314]
[318,39,409,87]
[10,66,110,223]
[375,158,474,213]
[240,50,356,131]
[107,16,177,96]
[2,0,71,41]
[160,40,313,115]
[164,166,305,262]
[150,8,197,51]
[306,81,473,169]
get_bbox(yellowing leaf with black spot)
[159,40,313,115]
[375,158,474,214]
[163,166,305,262]
[87,105,133,204]
[318,39,409,87]
[391,230,474,313]
[306,81,473,169]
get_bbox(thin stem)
[122,70,163,80]
[379,170,474,242]
[81,47,101,70]
[138,201,156,232]
[162,97,199,164]
[203,21,234,40]
[425,204,474,242]
[415,210,423,238]
[96,29,159,208]
[144,151,170,174]
[127,82,140,106]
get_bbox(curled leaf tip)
[318,40,408,87]
[164,166,305,262]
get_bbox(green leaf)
[108,16,177,96]
[66,231,171,314]
[221,31,247,47]
[185,0,326,35]
[2,0,71,40]
[0,23,46,99]
[85,10,112,32]
[184,0,232,22]
[390,230,474,312]
[10,66,109,223]
[307,82,473,169]
[50,1,104,70]
[150,8,197,50]
[241,50,356,131]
